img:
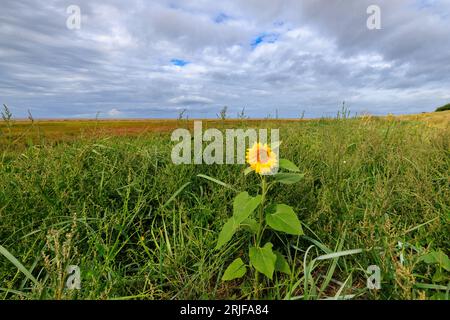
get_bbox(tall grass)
[0,115,449,299]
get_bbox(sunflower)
[246,142,278,175]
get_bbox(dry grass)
[394,110,450,128]
[1,112,448,146]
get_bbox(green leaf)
[222,258,247,281]
[420,250,450,271]
[279,159,300,172]
[432,270,446,283]
[233,192,262,224]
[435,251,450,271]
[421,252,436,264]
[233,192,250,215]
[274,251,291,275]
[215,192,262,250]
[273,173,304,185]
[249,243,277,279]
[266,204,303,235]
[215,218,238,250]
[244,167,253,175]
[242,218,258,234]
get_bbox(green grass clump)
[0,116,449,300]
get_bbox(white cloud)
[107,108,122,117]
[169,95,214,105]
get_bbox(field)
[0,111,449,300]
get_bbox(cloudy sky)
[1,0,449,118]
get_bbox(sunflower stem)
[256,176,267,247]
[254,175,267,298]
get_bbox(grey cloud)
[169,95,214,105]
[0,0,449,118]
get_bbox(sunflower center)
[256,146,270,164]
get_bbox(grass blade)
[197,174,236,191]
[318,235,345,297]
[333,274,352,300]
[414,283,448,291]
[163,182,191,207]
[0,245,39,286]
[316,248,363,261]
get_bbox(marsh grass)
[0,113,449,300]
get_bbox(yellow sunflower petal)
[245,142,278,174]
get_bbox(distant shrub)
[435,103,450,112]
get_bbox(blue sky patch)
[251,33,279,49]
[170,59,189,67]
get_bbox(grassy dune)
[0,112,449,300]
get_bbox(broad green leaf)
[441,257,450,272]
[266,204,303,235]
[435,250,450,271]
[274,251,291,275]
[279,159,300,172]
[233,192,250,212]
[215,218,238,250]
[420,252,436,264]
[249,243,277,279]
[432,270,446,283]
[242,218,258,234]
[215,192,262,250]
[420,250,450,271]
[273,173,304,185]
[222,258,247,281]
[233,192,262,224]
